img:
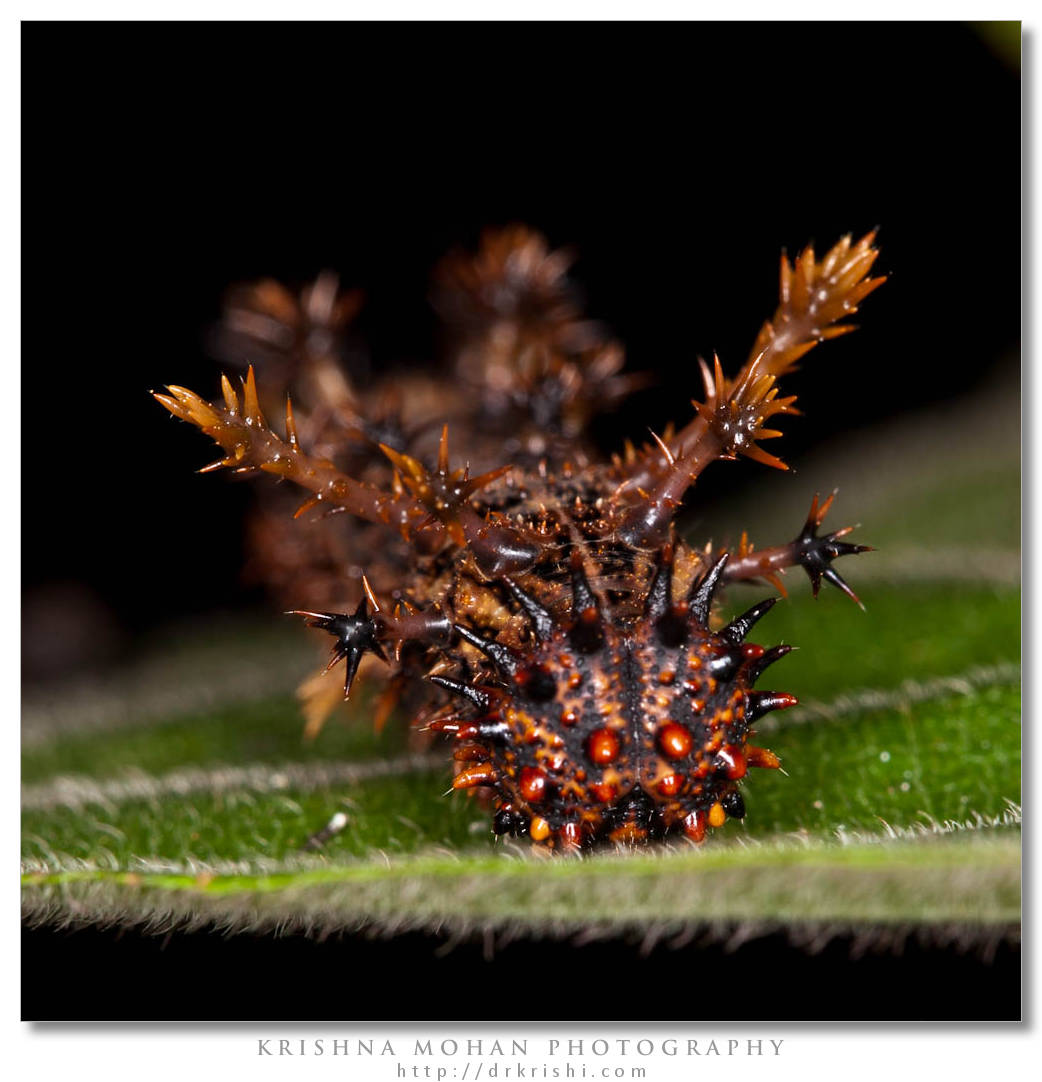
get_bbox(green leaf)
[21,667,1021,935]
[23,833,1021,938]
[22,394,1021,944]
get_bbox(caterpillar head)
[432,547,797,851]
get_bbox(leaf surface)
[22,394,1021,943]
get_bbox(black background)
[22,22,1020,1020]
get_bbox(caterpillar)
[154,225,883,850]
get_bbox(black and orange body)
[154,226,882,849]
[437,551,795,848]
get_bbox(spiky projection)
[155,227,884,850]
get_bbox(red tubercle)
[716,745,747,780]
[519,766,549,803]
[586,728,620,765]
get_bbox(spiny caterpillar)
[155,226,884,851]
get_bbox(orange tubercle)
[657,721,694,760]
[529,816,551,842]
[452,763,498,789]
[747,745,782,770]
